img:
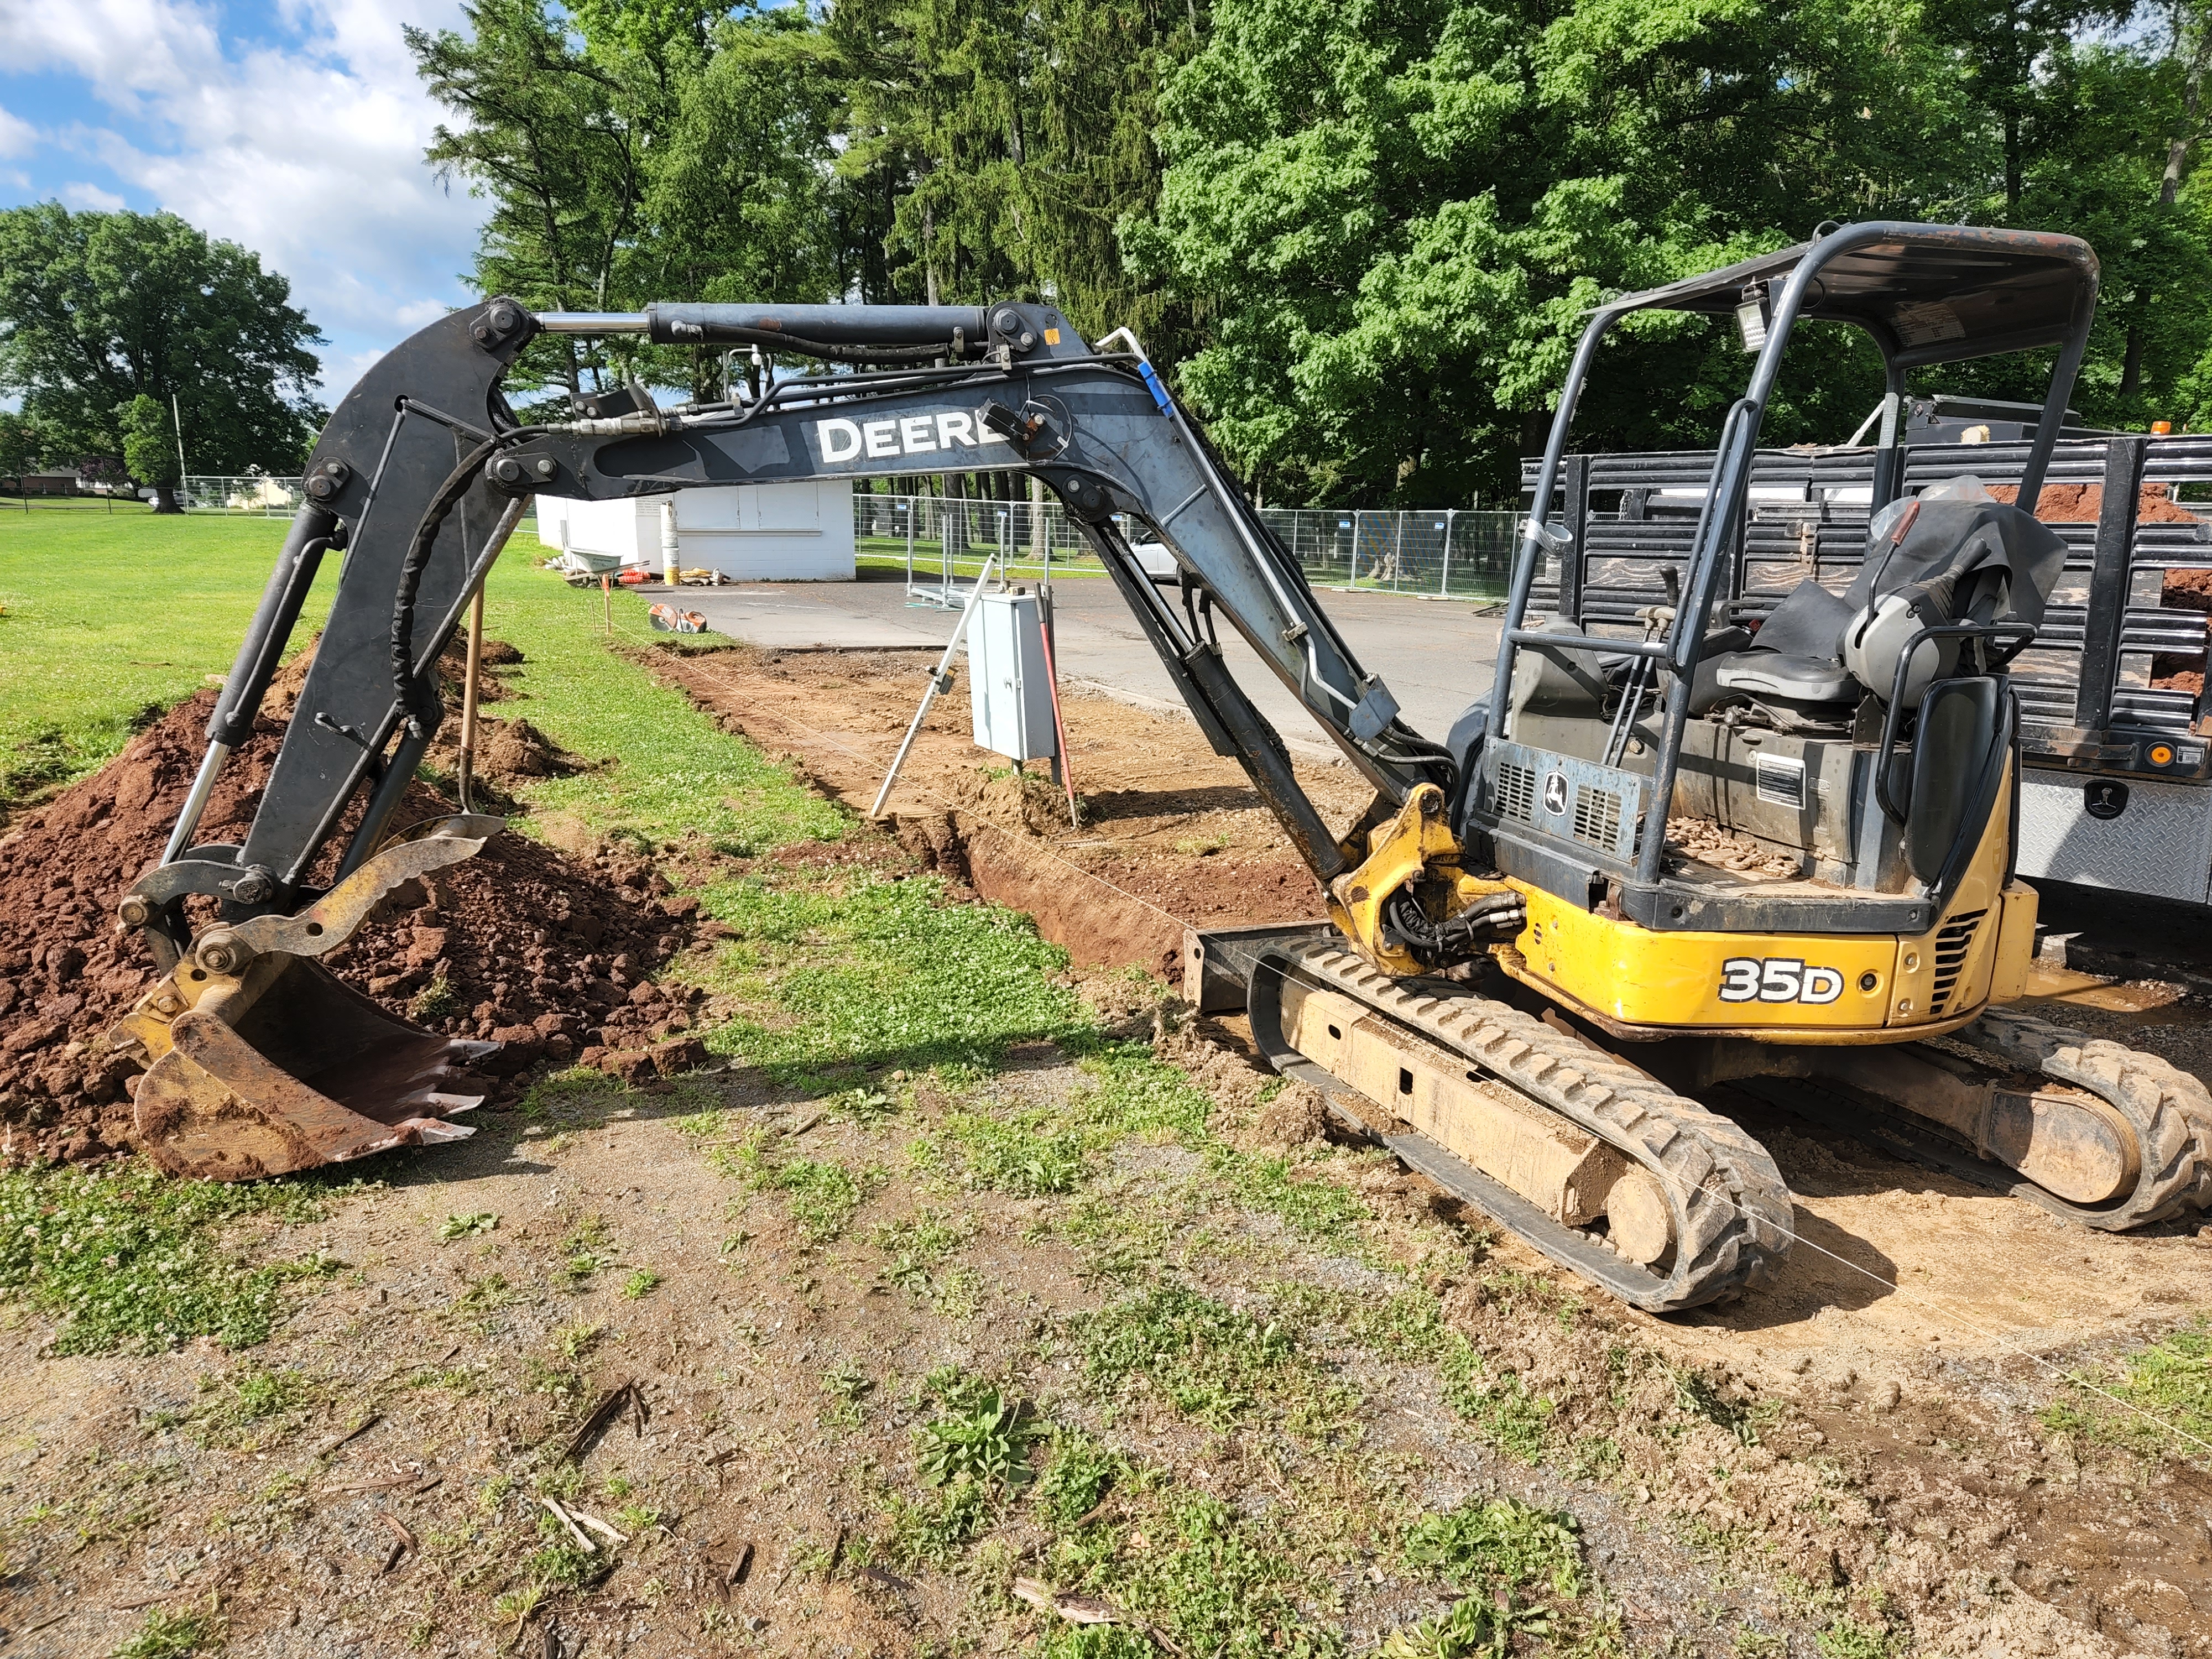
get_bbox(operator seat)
[1693,486,2068,721]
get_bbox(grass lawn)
[0,505,812,837]
[0,508,316,807]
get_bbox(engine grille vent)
[1932,909,1987,1011]
[1572,784,1623,851]
[1495,761,1537,823]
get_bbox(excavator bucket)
[108,816,507,1181]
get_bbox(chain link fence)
[853,491,1519,604]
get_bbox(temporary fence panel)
[1256,508,1519,600]
[854,491,1517,604]
[180,476,307,516]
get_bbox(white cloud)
[61,180,127,211]
[7,0,489,404]
[0,105,36,159]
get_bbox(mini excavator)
[109,220,2212,1311]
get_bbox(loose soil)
[1991,481,2201,524]
[0,648,698,1166]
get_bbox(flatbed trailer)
[1520,424,2212,904]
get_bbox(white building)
[535,480,855,581]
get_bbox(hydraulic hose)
[1383,887,1528,967]
[390,434,520,733]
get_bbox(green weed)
[1202,1144,1369,1242]
[820,1361,872,1427]
[915,1383,1034,1488]
[191,1366,311,1450]
[620,1269,660,1299]
[1441,1335,1554,1463]
[0,1162,342,1354]
[529,1535,605,1590]
[1815,1616,1901,1658]
[561,1215,615,1280]
[943,1105,1090,1196]
[554,1320,603,1361]
[109,1606,223,1658]
[887,1477,994,1566]
[742,1141,874,1244]
[2041,1314,2212,1460]
[409,975,460,1024]
[1374,1592,1547,1657]
[1101,1495,1340,1657]
[437,1212,498,1241]
[1036,1430,1124,1527]
[1077,1282,1297,1428]
[1401,1495,1584,1597]
[1065,1042,1212,1141]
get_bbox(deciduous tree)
[0,205,325,476]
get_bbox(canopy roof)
[1606,223,2098,369]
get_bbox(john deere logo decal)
[1542,771,1569,816]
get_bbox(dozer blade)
[110,815,506,1182]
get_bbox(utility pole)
[170,392,188,480]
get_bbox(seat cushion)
[1710,651,1857,704]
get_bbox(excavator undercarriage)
[105,222,2212,1312]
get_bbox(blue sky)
[0,0,494,406]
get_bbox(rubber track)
[1287,943,1795,1311]
[1938,1005,2212,1227]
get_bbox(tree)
[412,0,667,404]
[0,409,41,489]
[1124,0,1972,505]
[119,394,182,513]
[413,0,846,405]
[826,0,1196,342]
[0,204,326,474]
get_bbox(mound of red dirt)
[1990,480,2200,523]
[0,653,698,1166]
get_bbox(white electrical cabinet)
[968,591,1058,762]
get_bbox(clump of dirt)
[2141,569,2210,693]
[948,765,1076,837]
[0,648,697,1166]
[1665,815,1803,879]
[1991,480,2200,523]
[478,714,570,779]
[2161,567,2212,615]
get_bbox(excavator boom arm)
[149,297,1452,946]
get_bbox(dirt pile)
[947,765,1079,836]
[0,650,698,1165]
[1991,479,2200,523]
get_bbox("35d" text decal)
[1717,958,1844,1004]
